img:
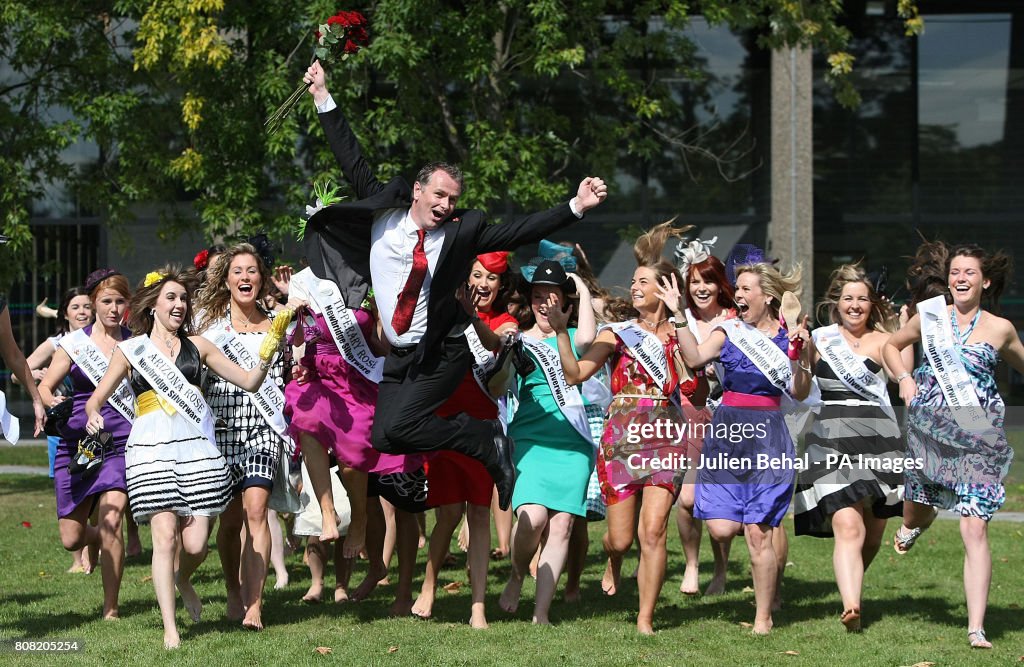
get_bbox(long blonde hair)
[194,243,272,332]
[816,263,896,333]
[734,262,802,319]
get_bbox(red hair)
[685,256,734,313]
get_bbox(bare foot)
[334,585,350,604]
[389,598,413,616]
[680,565,700,595]
[469,604,488,629]
[241,603,263,631]
[351,564,387,602]
[67,562,86,574]
[226,591,245,620]
[342,520,365,560]
[601,556,622,596]
[411,588,435,619]
[637,620,655,635]
[102,607,119,620]
[499,573,523,614]
[704,573,726,596]
[320,510,340,544]
[163,631,180,650]
[840,607,861,633]
[176,578,202,622]
[126,533,143,558]
[457,521,470,553]
[532,615,551,625]
[563,588,580,603]
[302,581,323,604]
[273,571,289,590]
[752,618,773,635]
[79,546,95,575]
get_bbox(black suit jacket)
[305,106,582,362]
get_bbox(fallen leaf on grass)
[313,646,332,655]
[387,646,398,653]
[780,651,799,656]
[901,662,935,667]
[741,586,754,593]
[1000,557,1009,563]
[442,581,463,593]
[141,575,152,583]
[738,622,753,628]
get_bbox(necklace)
[842,329,864,348]
[156,334,177,350]
[637,316,667,330]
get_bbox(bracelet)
[799,363,811,374]
[669,317,688,329]
[895,372,912,382]
[259,359,272,372]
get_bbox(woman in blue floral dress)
[883,244,1024,650]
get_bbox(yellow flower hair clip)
[143,271,166,288]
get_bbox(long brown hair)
[816,263,896,333]
[193,243,272,332]
[607,219,689,322]
[948,244,1013,313]
[127,265,198,336]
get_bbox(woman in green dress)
[499,259,597,625]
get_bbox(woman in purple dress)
[663,261,812,634]
[38,269,133,619]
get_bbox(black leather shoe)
[488,424,516,511]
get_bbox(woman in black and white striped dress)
[793,264,911,632]
[85,265,292,649]
[194,243,290,631]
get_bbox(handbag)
[268,447,302,514]
[44,399,73,437]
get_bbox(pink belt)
[722,391,781,408]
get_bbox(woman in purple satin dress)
[38,269,133,619]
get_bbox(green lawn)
[0,443,50,469]
[0,474,1021,666]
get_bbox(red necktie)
[391,228,427,336]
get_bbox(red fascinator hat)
[477,251,509,275]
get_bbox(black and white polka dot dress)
[203,313,288,492]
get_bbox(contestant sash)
[464,323,499,405]
[0,388,19,444]
[607,322,671,395]
[715,319,793,395]
[289,268,383,384]
[202,322,288,437]
[812,324,888,404]
[917,295,991,433]
[520,335,593,445]
[60,329,136,422]
[119,336,215,443]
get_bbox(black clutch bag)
[43,399,73,437]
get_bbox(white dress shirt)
[370,208,447,346]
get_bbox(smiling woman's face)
[227,253,262,306]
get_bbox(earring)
[149,309,156,316]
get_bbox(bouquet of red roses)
[265,10,370,135]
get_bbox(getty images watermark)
[624,419,924,474]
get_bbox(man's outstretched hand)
[304,61,330,107]
[574,177,608,214]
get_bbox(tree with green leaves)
[0,0,921,290]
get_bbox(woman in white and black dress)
[85,265,291,649]
[194,243,290,631]
[793,264,910,632]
